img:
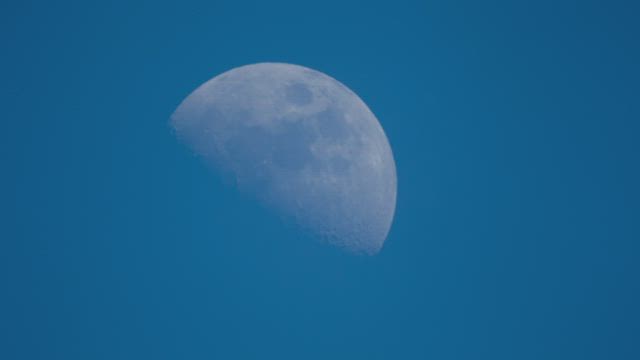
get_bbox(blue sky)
[2,0,639,359]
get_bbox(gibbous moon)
[171,63,396,254]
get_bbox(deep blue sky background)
[2,0,639,359]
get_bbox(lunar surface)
[171,63,396,254]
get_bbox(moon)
[171,63,396,255]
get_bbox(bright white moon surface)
[171,63,396,255]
